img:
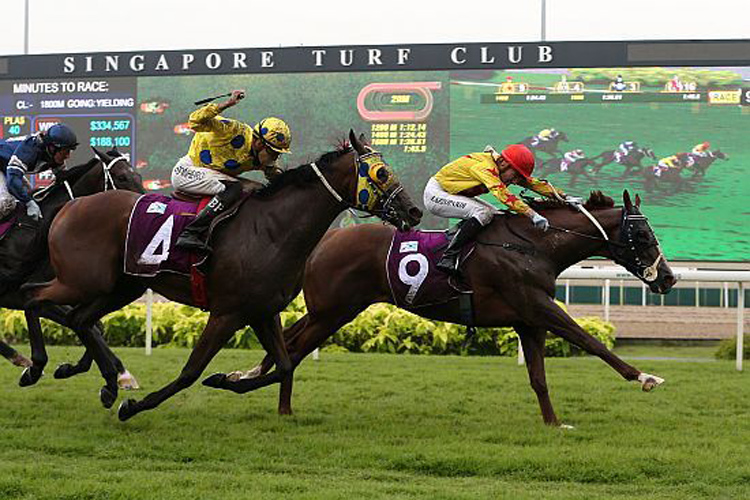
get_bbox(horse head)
[89,147,145,194]
[609,190,676,294]
[712,150,728,160]
[343,130,422,230]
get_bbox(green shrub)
[714,335,750,360]
[0,296,616,357]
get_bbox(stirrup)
[436,255,459,275]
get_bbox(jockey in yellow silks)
[423,143,578,274]
[171,89,292,251]
[692,141,710,156]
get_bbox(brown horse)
[215,190,676,427]
[25,131,423,421]
[1,148,143,404]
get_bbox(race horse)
[539,157,597,187]
[25,131,423,421]
[214,190,676,427]
[519,131,569,159]
[1,148,143,405]
[683,150,728,177]
[589,147,656,176]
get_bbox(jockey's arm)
[5,166,32,203]
[519,176,566,201]
[188,103,245,139]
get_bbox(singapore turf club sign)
[3,40,750,79]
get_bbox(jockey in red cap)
[424,143,576,275]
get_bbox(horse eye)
[375,168,390,183]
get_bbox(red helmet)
[501,144,535,180]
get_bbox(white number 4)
[138,215,174,265]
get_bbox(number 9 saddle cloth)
[386,229,475,310]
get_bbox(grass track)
[0,346,748,499]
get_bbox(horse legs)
[203,315,296,414]
[515,324,560,426]
[37,304,137,389]
[18,310,48,387]
[118,312,245,421]
[57,285,145,407]
[535,298,662,390]
[0,340,31,368]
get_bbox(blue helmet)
[44,123,78,150]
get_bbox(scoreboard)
[0,77,137,186]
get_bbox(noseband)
[553,205,665,283]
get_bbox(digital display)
[0,77,137,187]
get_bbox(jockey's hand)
[531,212,549,231]
[564,195,584,205]
[230,89,246,103]
[26,200,42,220]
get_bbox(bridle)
[550,204,665,283]
[310,149,404,224]
[62,155,127,201]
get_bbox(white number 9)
[398,253,429,305]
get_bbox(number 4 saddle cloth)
[124,193,210,277]
[385,229,475,310]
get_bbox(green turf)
[1,346,748,499]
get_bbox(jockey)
[172,89,292,251]
[612,74,627,92]
[0,123,78,221]
[561,149,585,171]
[654,154,680,177]
[423,144,577,275]
[531,128,555,147]
[692,141,710,156]
[617,141,637,156]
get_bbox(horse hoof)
[118,399,138,421]
[100,386,118,409]
[638,372,665,392]
[558,423,575,430]
[10,353,32,368]
[18,366,43,387]
[54,363,79,379]
[226,370,244,383]
[202,372,227,389]
[117,370,140,390]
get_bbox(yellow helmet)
[253,117,292,153]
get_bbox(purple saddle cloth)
[0,205,23,241]
[385,229,473,309]
[124,194,204,277]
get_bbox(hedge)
[0,297,615,357]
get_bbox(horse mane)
[528,190,615,213]
[31,157,101,200]
[253,143,354,199]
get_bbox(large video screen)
[0,64,747,261]
[450,67,750,261]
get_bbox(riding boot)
[176,182,243,252]
[436,218,484,276]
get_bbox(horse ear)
[91,146,106,162]
[623,190,633,211]
[350,129,366,155]
[635,193,642,208]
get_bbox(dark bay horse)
[520,131,569,158]
[539,157,596,187]
[219,191,676,427]
[1,148,143,403]
[590,147,655,176]
[26,131,423,421]
[684,150,728,177]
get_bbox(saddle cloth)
[124,194,210,277]
[385,229,474,310]
[0,205,24,242]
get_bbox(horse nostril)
[409,207,423,222]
